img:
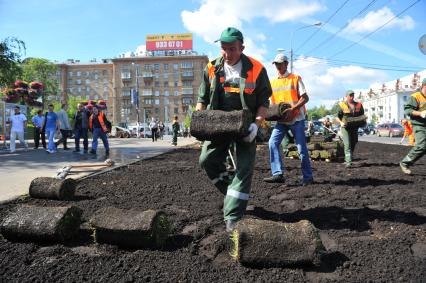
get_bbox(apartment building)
[356,70,426,124]
[111,54,208,128]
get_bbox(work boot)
[225,219,238,233]
[345,162,352,168]
[263,174,285,183]
[89,149,96,155]
[301,178,314,186]
[399,162,411,175]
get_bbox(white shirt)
[10,113,27,133]
[224,60,242,83]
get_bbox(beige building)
[56,55,208,129]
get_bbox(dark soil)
[0,141,425,282]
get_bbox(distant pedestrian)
[159,121,165,140]
[401,119,415,146]
[149,118,158,142]
[89,106,110,155]
[400,78,426,174]
[171,116,180,146]
[42,104,60,154]
[73,103,89,153]
[9,105,28,153]
[31,109,46,149]
[55,104,71,150]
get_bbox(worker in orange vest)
[401,119,415,146]
[89,106,110,155]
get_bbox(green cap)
[215,27,244,43]
[346,90,355,96]
[422,78,426,86]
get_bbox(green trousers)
[341,127,358,164]
[199,139,256,221]
[172,131,178,145]
[281,130,294,153]
[401,125,426,165]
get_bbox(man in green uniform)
[400,78,426,174]
[196,27,272,232]
[336,90,365,168]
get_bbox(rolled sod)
[287,144,298,151]
[230,219,324,267]
[319,141,341,150]
[310,150,321,160]
[265,103,292,121]
[190,109,252,141]
[288,150,300,159]
[29,177,76,200]
[90,207,171,249]
[343,115,367,128]
[307,143,321,151]
[309,135,327,143]
[1,205,82,243]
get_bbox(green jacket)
[172,121,180,133]
[405,91,426,127]
[197,54,271,116]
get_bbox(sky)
[1,0,426,107]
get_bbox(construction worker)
[401,119,415,146]
[89,106,110,155]
[197,27,272,232]
[264,53,313,185]
[336,90,365,168]
[400,78,426,174]
[171,116,180,146]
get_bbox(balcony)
[121,72,131,81]
[181,71,194,80]
[143,72,153,80]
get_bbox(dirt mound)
[0,142,425,282]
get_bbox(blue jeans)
[268,120,313,181]
[45,128,56,151]
[92,128,109,152]
[74,128,88,151]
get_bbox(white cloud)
[181,0,323,61]
[343,7,415,34]
[292,56,388,107]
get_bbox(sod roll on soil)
[190,109,252,141]
[231,219,324,267]
[29,177,76,200]
[1,205,82,243]
[90,207,171,249]
[265,103,292,121]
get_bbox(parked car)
[110,126,131,138]
[376,123,404,137]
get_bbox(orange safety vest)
[339,101,362,114]
[403,120,413,135]
[270,74,306,120]
[412,91,426,111]
[206,56,263,95]
[89,112,108,132]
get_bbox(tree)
[184,106,195,129]
[0,37,25,89]
[330,101,341,115]
[22,58,60,107]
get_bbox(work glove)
[340,121,346,128]
[420,111,426,119]
[243,123,258,143]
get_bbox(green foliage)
[184,106,195,129]
[371,114,378,125]
[67,96,81,117]
[21,58,60,105]
[307,105,331,120]
[0,37,25,88]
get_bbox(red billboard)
[146,33,193,51]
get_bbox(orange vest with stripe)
[339,101,362,115]
[412,91,426,111]
[89,112,108,132]
[206,56,263,95]
[270,74,306,120]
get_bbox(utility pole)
[290,22,322,73]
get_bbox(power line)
[329,0,421,59]
[295,0,351,53]
[305,0,380,55]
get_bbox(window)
[182,88,193,95]
[143,89,152,96]
[155,108,160,114]
[77,87,82,94]
[76,79,82,85]
[85,71,90,77]
[173,64,178,70]
[182,71,193,77]
[103,78,108,84]
[144,64,153,71]
[155,81,160,87]
[144,81,152,87]
[164,63,169,70]
[164,81,169,87]
[94,95,99,100]
[144,99,152,104]
[85,79,90,85]
[76,71,81,77]
[122,89,131,97]
[154,73,160,79]
[182,98,193,104]
[154,64,160,71]
[155,99,160,105]
[164,98,169,105]
[164,90,170,96]
[103,86,108,92]
[68,71,73,77]
[121,70,131,79]
[181,61,193,68]
[174,90,179,96]
[182,81,192,87]
[174,108,179,114]
[86,86,90,93]
[155,90,160,96]
[174,81,178,87]
[163,73,169,79]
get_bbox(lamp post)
[290,21,322,73]
[132,63,140,129]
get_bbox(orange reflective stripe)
[223,87,240,93]
[89,113,107,132]
[244,56,263,94]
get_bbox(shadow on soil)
[247,206,426,232]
